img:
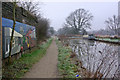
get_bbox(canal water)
[69,39,119,78]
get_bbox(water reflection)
[70,39,119,78]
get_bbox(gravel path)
[23,40,58,78]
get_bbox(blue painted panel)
[2,18,35,34]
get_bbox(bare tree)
[48,27,55,36]
[65,8,93,34]
[36,18,50,44]
[18,1,41,17]
[105,15,120,35]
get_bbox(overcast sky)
[33,0,118,31]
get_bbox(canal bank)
[57,36,119,78]
[82,34,120,45]
[56,39,93,78]
[95,38,120,45]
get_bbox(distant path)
[23,40,58,78]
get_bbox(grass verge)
[56,39,78,78]
[2,38,53,78]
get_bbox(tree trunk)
[8,2,16,64]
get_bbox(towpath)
[23,40,58,78]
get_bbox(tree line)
[57,8,120,36]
